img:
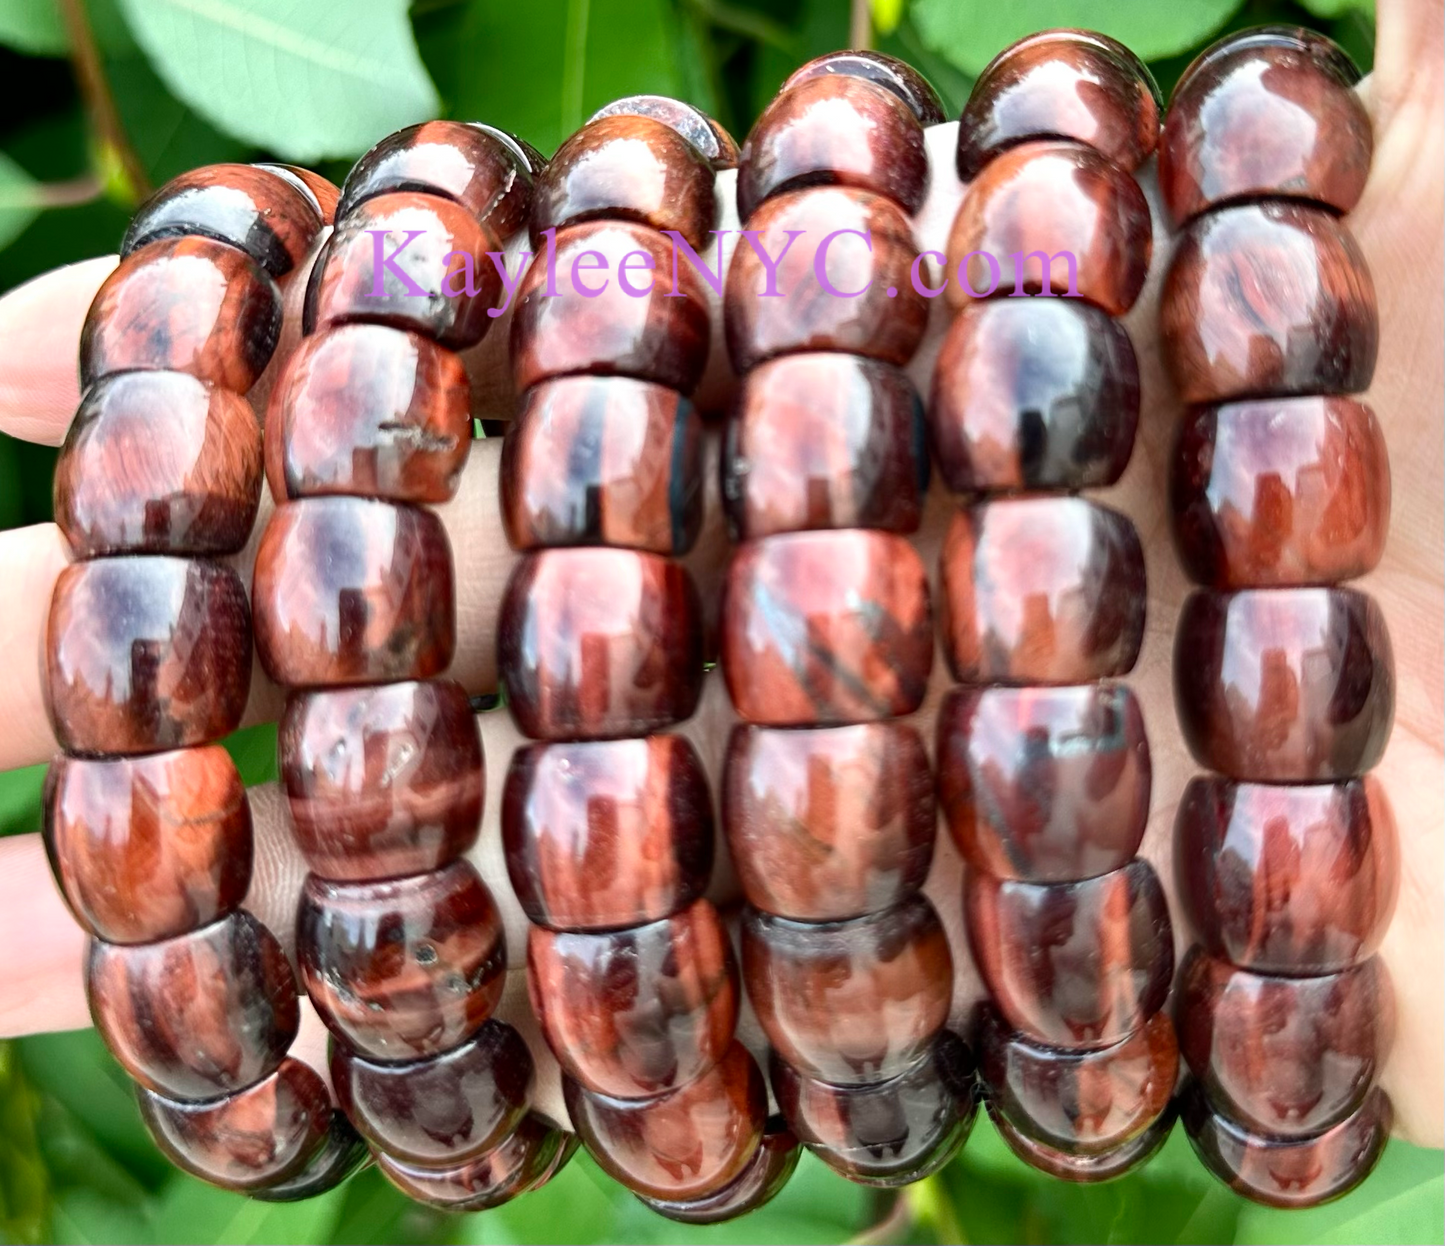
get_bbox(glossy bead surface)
[724,722,934,921]
[501,376,704,555]
[377,1114,573,1211]
[503,734,711,931]
[940,498,1145,686]
[977,1006,1177,1155]
[936,683,1150,883]
[1174,587,1394,781]
[250,1116,367,1202]
[88,910,299,1100]
[781,50,945,127]
[929,299,1138,495]
[47,557,251,756]
[590,96,738,169]
[137,1057,330,1191]
[945,141,1152,315]
[279,679,482,882]
[565,1041,767,1202]
[81,237,281,392]
[1160,28,1371,225]
[253,497,455,688]
[331,1019,533,1165]
[743,896,953,1085]
[990,1096,1175,1181]
[637,1121,799,1223]
[1171,397,1389,589]
[1161,203,1377,404]
[529,900,738,1098]
[499,549,703,741]
[55,372,261,557]
[511,221,711,394]
[1175,775,1398,974]
[44,747,251,945]
[298,859,505,1061]
[724,353,925,539]
[957,30,1161,179]
[722,529,932,726]
[966,858,1173,1049]
[254,164,341,224]
[725,188,927,373]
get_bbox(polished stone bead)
[722,529,932,726]
[47,556,251,756]
[298,859,505,1062]
[136,1057,331,1191]
[939,498,1145,685]
[1175,775,1398,974]
[55,372,261,558]
[1176,947,1393,1138]
[499,548,703,741]
[989,1095,1175,1181]
[725,187,928,373]
[936,683,1150,883]
[724,353,925,539]
[1161,203,1377,404]
[331,1019,533,1165]
[250,1114,368,1202]
[306,192,502,349]
[590,96,739,169]
[1159,28,1372,226]
[279,679,482,882]
[565,1041,767,1202]
[1174,587,1394,781]
[529,899,738,1098]
[724,722,934,921]
[772,1030,977,1186]
[977,1006,1177,1155]
[44,747,251,945]
[743,896,953,1085]
[337,120,538,241]
[503,734,712,931]
[1182,1079,1390,1209]
[966,858,1173,1049]
[271,323,472,504]
[123,164,324,277]
[738,75,927,221]
[252,497,455,689]
[780,50,945,127]
[944,141,1152,315]
[533,115,717,250]
[88,910,299,1101]
[510,221,711,394]
[256,164,340,225]
[928,299,1138,495]
[501,376,704,555]
[377,1114,573,1211]
[957,30,1161,179]
[1171,397,1390,589]
[637,1119,799,1223]
[81,237,281,392]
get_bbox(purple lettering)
[572,249,609,296]
[910,250,947,297]
[486,249,531,318]
[738,229,805,296]
[1010,249,1080,297]
[618,249,656,297]
[367,229,428,297]
[958,249,1001,298]
[661,229,729,298]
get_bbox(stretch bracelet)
[935,30,1177,1180]
[1158,28,1397,1208]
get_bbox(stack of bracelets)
[935,31,1177,1180]
[33,21,1397,1219]
[1159,28,1397,1206]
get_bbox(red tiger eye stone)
[935,683,1150,883]
[47,556,251,756]
[87,910,299,1101]
[780,50,945,127]
[989,1095,1175,1182]
[590,96,739,169]
[939,498,1146,685]
[637,1120,799,1224]
[1175,775,1398,974]
[724,721,934,921]
[81,237,281,392]
[257,164,340,224]
[722,529,933,726]
[1159,27,1372,225]
[377,1114,575,1211]
[944,141,1152,315]
[742,896,953,1085]
[249,1115,367,1202]
[1174,587,1394,782]
[1160,202,1377,404]
[44,747,252,944]
[528,899,739,1098]
[298,859,505,1062]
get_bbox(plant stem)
[849,0,871,50]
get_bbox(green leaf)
[0,1043,50,1244]
[912,0,1244,77]
[0,151,42,252]
[870,0,903,37]
[0,763,45,837]
[1298,0,1374,16]
[0,0,66,54]
[113,0,440,160]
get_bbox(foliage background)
[0,0,1440,1242]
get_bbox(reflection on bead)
[377,1114,574,1211]
[780,50,946,127]
[255,164,341,225]
[988,1095,1175,1181]
[250,1114,368,1202]
[590,96,739,169]
[637,1120,800,1223]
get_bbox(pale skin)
[0,0,1439,1154]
